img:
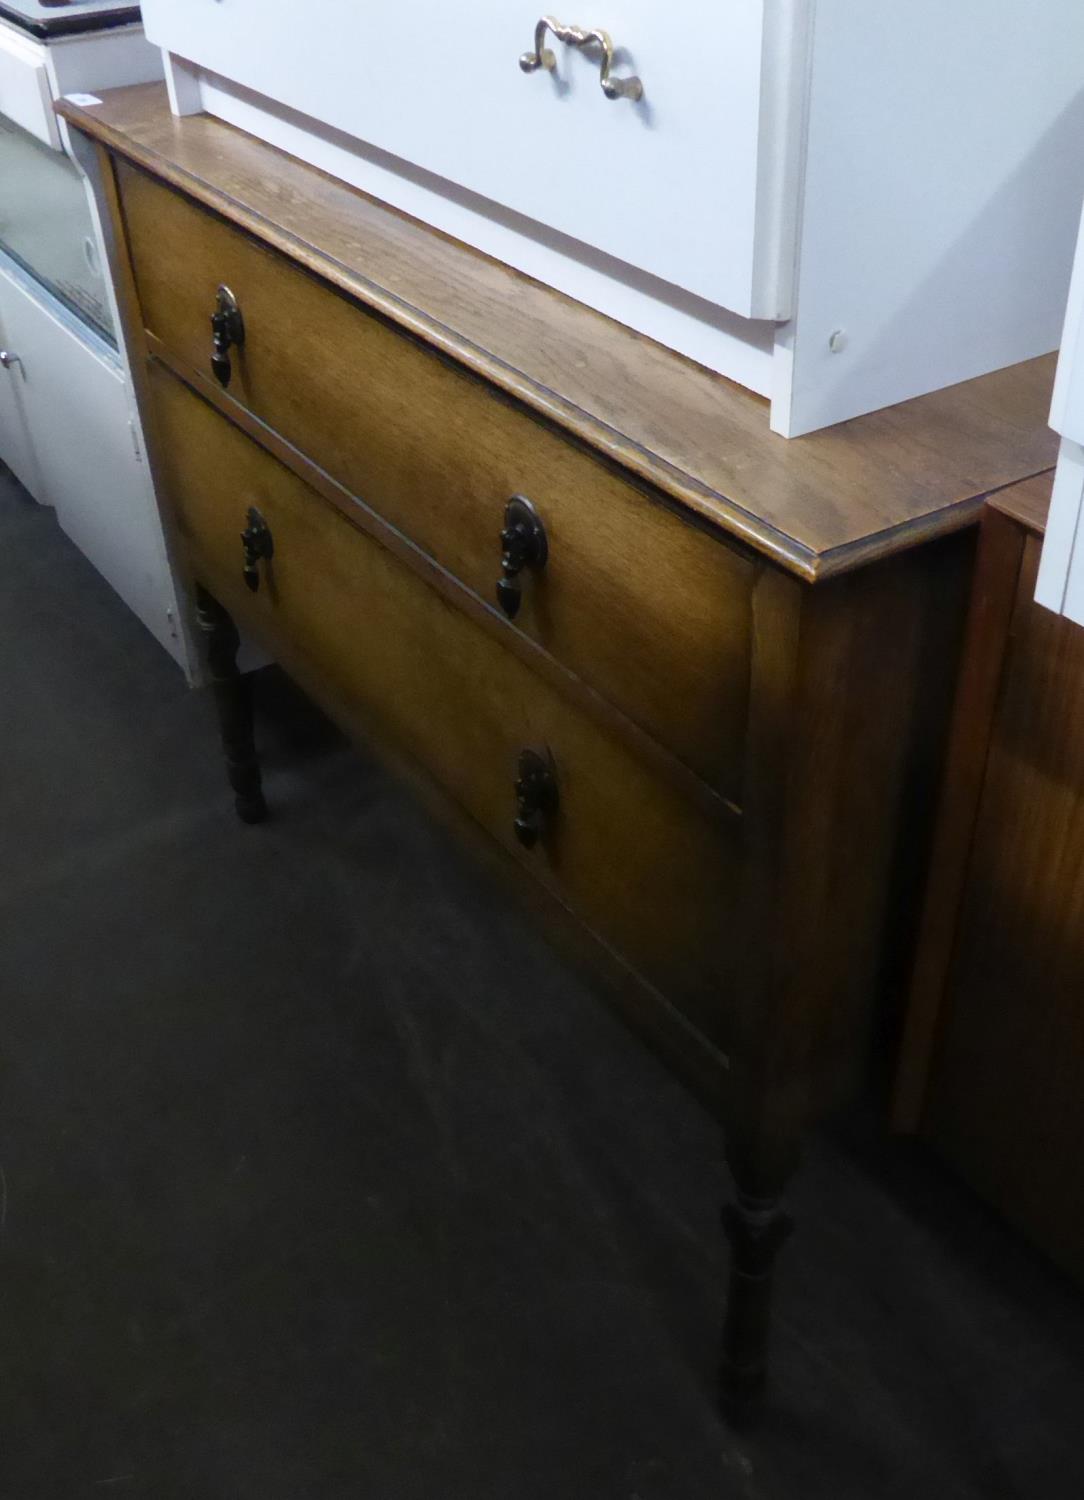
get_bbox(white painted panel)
[0,289,44,498]
[1061,506,1084,630]
[1050,207,1084,447]
[0,359,40,497]
[197,73,777,397]
[1037,438,1084,620]
[0,264,186,664]
[47,23,161,99]
[0,22,57,146]
[68,124,201,680]
[1042,199,1084,623]
[162,49,199,116]
[776,0,1084,437]
[141,0,793,319]
[0,20,160,154]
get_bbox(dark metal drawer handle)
[210,284,244,389]
[240,506,274,592]
[497,495,548,619]
[514,747,558,849]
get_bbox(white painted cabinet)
[145,0,1084,435]
[0,258,185,662]
[0,11,159,148]
[0,289,41,496]
[0,9,195,672]
[1038,200,1084,630]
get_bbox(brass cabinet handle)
[240,506,274,592]
[519,15,643,101]
[497,495,548,619]
[210,284,244,389]
[514,747,559,849]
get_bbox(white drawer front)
[141,0,793,320]
[0,26,58,148]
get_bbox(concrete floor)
[2,466,1084,1499]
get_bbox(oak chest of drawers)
[63,82,1059,1412]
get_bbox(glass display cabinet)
[0,0,193,671]
[0,111,114,342]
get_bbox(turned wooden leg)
[194,585,267,824]
[719,1161,794,1418]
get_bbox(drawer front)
[0,26,58,148]
[140,0,785,317]
[150,365,741,1051]
[120,164,754,802]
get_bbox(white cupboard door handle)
[519,16,643,101]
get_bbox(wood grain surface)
[60,84,1058,581]
[74,86,1033,1392]
[894,496,1043,1130]
[119,161,757,801]
[149,362,745,1057]
[987,470,1053,534]
[917,525,1084,1281]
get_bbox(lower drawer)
[149,365,742,1052]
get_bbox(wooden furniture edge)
[810,473,1052,580]
[891,505,1031,1130]
[58,90,1038,585]
[57,95,821,580]
[986,471,1053,535]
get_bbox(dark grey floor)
[2,467,1084,1500]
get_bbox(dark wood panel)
[920,533,1084,1279]
[119,160,755,802]
[144,336,742,829]
[893,506,1031,1130]
[148,361,745,1057]
[729,533,972,1182]
[60,84,1058,578]
[987,471,1053,534]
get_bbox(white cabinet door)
[0,291,44,498]
[0,263,187,665]
[141,0,798,319]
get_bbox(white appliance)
[141,0,1084,437]
[0,0,194,671]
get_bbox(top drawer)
[118,164,755,802]
[138,0,793,319]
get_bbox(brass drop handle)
[519,16,643,101]
[240,506,274,592]
[497,495,548,619]
[514,748,559,849]
[210,285,244,389]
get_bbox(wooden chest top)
[59,83,1058,582]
